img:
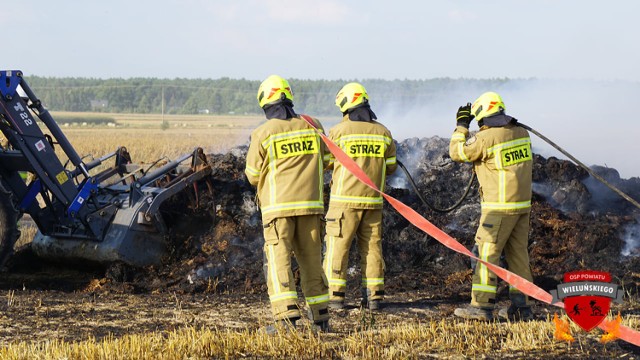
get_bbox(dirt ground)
[0,271,451,344]
[1,138,639,356]
[1,267,640,358]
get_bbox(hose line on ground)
[518,122,640,210]
[397,160,475,213]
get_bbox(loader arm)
[0,70,214,267]
[0,70,102,237]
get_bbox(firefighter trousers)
[323,208,384,302]
[262,214,329,322]
[471,211,533,308]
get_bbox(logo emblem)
[550,270,623,331]
[35,140,46,152]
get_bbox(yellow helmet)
[470,91,506,122]
[257,75,293,108]
[335,82,369,113]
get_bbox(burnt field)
[1,136,640,357]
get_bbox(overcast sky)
[4,0,640,81]
[3,0,640,178]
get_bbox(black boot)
[454,305,494,321]
[498,306,533,321]
[312,320,330,333]
[361,288,384,310]
[262,317,299,335]
[329,299,345,310]
[499,293,534,321]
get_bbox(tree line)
[26,76,514,116]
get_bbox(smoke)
[376,79,640,179]
[387,172,408,189]
[622,218,640,256]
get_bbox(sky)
[3,0,640,177]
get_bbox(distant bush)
[27,77,516,116]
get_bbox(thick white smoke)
[376,79,640,179]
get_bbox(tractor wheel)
[0,183,19,267]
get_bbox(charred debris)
[8,137,640,299]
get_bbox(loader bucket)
[31,197,167,267]
[30,148,213,268]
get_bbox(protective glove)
[456,103,474,128]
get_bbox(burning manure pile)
[134,137,640,300]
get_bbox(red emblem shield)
[562,271,612,332]
[564,295,610,331]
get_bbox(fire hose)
[518,122,640,210]
[300,114,640,346]
[397,160,475,213]
[399,122,640,272]
[398,122,640,212]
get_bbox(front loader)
[0,70,213,268]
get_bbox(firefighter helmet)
[257,75,294,108]
[470,91,506,121]
[335,82,369,113]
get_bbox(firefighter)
[245,75,330,332]
[449,92,534,321]
[323,82,397,310]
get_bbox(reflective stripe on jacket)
[449,123,532,214]
[328,115,397,209]
[245,116,328,222]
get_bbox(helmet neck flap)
[263,99,297,120]
[347,103,377,122]
[478,112,516,128]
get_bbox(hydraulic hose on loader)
[518,122,640,210]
